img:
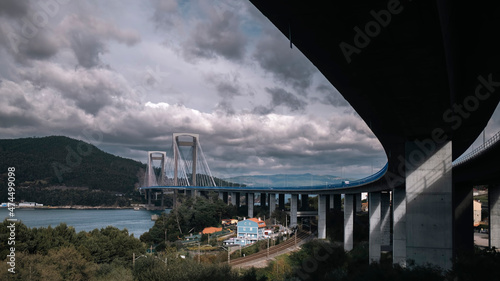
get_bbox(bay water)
[0,208,170,238]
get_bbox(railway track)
[229,230,312,267]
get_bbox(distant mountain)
[0,136,145,193]
[225,173,348,187]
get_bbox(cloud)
[253,31,317,95]
[182,9,247,61]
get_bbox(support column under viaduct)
[490,185,500,248]
[291,194,298,227]
[318,194,327,239]
[247,193,254,218]
[344,194,355,251]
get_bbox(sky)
[0,0,499,181]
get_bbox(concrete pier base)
[279,194,285,210]
[230,192,237,206]
[490,185,500,248]
[406,141,453,270]
[369,192,381,263]
[381,192,391,248]
[344,194,354,251]
[393,186,406,266]
[318,194,327,239]
[269,193,276,215]
[333,194,341,212]
[291,194,298,227]
[248,193,254,218]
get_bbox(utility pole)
[267,238,270,259]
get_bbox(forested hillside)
[0,136,145,197]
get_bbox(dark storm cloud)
[253,32,317,95]
[183,9,246,61]
[316,83,349,107]
[0,0,29,18]
[267,87,307,112]
[61,14,141,68]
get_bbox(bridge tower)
[173,133,199,186]
[146,151,167,186]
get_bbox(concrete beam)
[291,194,298,227]
[344,194,354,251]
[247,193,254,218]
[406,141,453,270]
[490,185,500,248]
[393,186,406,266]
[369,192,381,263]
[318,194,327,239]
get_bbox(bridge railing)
[453,130,500,167]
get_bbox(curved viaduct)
[245,0,500,269]
[142,1,500,270]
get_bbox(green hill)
[0,136,145,194]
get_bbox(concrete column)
[269,193,276,215]
[355,193,362,212]
[147,190,151,206]
[261,193,267,208]
[380,192,391,248]
[222,192,229,204]
[218,192,224,200]
[344,194,354,251]
[333,194,341,212]
[318,194,327,239]
[489,185,500,248]
[235,192,240,207]
[247,193,254,218]
[279,194,285,210]
[393,186,406,266]
[406,141,453,270]
[329,194,334,210]
[453,183,473,257]
[369,192,381,263]
[301,194,309,210]
[291,194,298,227]
[230,192,237,206]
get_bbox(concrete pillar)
[301,194,309,210]
[222,192,229,204]
[344,194,354,251]
[369,192,381,263]
[219,192,224,200]
[355,193,362,212]
[230,192,237,206]
[380,192,391,248]
[318,194,327,239]
[489,185,500,248]
[329,194,334,210]
[269,193,276,215]
[333,194,341,212]
[235,192,240,207]
[279,194,285,210]
[247,193,254,218]
[406,141,453,270]
[453,183,473,257]
[393,186,406,266]
[147,190,151,206]
[261,193,267,208]
[291,194,298,227]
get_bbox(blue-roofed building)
[231,218,266,246]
